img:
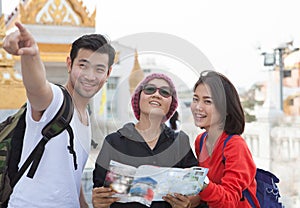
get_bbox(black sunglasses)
[142,84,173,98]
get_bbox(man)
[3,22,115,207]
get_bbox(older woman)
[92,73,199,208]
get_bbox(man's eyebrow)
[95,63,106,68]
[78,59,106,68]
[78,59,89,63]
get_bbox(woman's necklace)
[135,125,161,149]
[206,142,215,156]
[206,131,223,156]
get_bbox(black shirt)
[93,123,198,208]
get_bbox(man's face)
[68,48,111,99]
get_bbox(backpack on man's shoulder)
[0,85,76,207]
[199,132,284,208]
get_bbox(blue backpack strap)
[222,134,256,208]
[199,132,208,152]
[222,135,234,163]
[243,189,256,208]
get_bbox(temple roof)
[0,0,96,109]
[6,0,95,30]
[128,50,144,94]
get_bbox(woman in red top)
[191,70,260,208]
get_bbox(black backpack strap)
[26,138,47,178]
[41,85,74,139]
[66,125,77,170]
[11,85,75,186]
[7,108,27,186]
[28,85,75,178]
[12,127,77,183]
[12,138,47,182]
[51,86,76,170]
[26,127,78,179]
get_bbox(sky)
[2,0,300,89]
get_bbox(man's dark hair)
[70,34,115,69]
[193,70,245,135]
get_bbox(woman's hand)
[163,193,192,208]
[92,187,120,208]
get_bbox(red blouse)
[195,132,260,208]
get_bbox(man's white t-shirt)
[8,84,91,208]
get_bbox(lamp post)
[262,50,281,110]
[262,42,295,112]
[276,47,284,111]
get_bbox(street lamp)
[262,42,298,111]
[262,52,275,67]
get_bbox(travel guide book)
[103,160,209,207]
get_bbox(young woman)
[92,73,199,208]
[191,70,260,207]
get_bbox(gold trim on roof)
[38,43,71,53]
[19,0,95,27]
[11,43,70,62]
[39,43,70,62]
[0,16,5,38]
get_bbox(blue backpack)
[199,132,284,208]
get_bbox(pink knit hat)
[131,73,178,122]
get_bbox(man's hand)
[92,187,120,208]
[3,22,38,56]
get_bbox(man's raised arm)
[3,22,53,117]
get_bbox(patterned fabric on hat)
[131,73,178,122]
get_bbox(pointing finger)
[15,22,28,35]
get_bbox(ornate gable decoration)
[0,16,15,70]
[0,16,26,109]
[20,0,95,27]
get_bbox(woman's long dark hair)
[169,111,179,130]
[193,70,245,135]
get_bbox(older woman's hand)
[162,193,192,208]
[92,187,120,208]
